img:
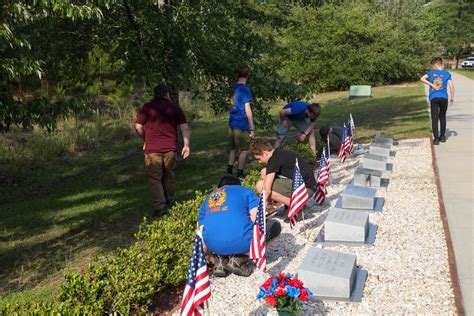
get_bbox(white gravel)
[184,139,456,315]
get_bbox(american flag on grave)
[317,145,330,185]
[314,148,330,205]
[249,192,266,272]
[348,113,355,133]
[344,123,354,154]
[288,159,309,228]
[314,182,328,205]
[337,124,347,162]
[325,135,331,168]
[180,233,211,316]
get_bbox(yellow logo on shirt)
[208,188,227,210]
[433,75,443,90]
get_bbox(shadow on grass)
[0,120,231,297]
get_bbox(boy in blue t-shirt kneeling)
[198,175,281,277]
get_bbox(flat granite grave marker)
[353,167,383,187]
[369,143,391,157]
[341,185,377,209]
[362,153,391,172]
[374,134,395,146]
[325,209,368,242]
[298,248,367,302]
[334,195,384,213]
[316,208,378,245]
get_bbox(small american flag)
[317,146,330,185]
[314,182,327,205]
[326,135,331,167]
[180,233,211,316]
[249,192,266,272]
[344,123,353,154]
[288,159,309,228]
[348,113,355,132]
[337,124,347,162]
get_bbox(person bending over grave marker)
[251,140,317,214]
[198,175,281,277]
[319,125,344,155]
[274,101,321,155]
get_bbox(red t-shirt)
[135,97,187,154]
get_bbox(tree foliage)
[1,0,472,131]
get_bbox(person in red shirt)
[135,84,190,217]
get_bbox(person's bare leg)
[270,191,290,206]
[228,149,236,166]
[256,180,264,193]
[237,150,248,170]
[308,131,317,156]
[227,149,236,174]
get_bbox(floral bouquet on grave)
[256,273,313,315]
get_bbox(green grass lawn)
[0,82,431,305]
[451,69,474,80]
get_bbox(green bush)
[284,142,316,165]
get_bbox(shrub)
[284,142,316,165]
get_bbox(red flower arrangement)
[256,273,314,315]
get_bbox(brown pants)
[144,151,177,211]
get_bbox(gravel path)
[186,139,456,315]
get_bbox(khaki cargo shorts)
[229,128,250,150]
[273,177,316,198]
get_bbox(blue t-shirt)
[229,83,253,130]
[283,101,309,120]
[427,70,452,101]
[198,185,258,255]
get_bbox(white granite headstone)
[362,153,388,171]
[374,135,394,146]
[325,209,369,242]
[369,143,391,157]
[353,167,382,187]
[341,185,377,209]
[298,248,357,299]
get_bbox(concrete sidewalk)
[427,71,474,315]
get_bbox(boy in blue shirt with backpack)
[420,57,455,145]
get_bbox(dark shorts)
[265,219,281,241]
[229,128,250,150]
[272,177,316,198]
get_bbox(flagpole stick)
[205,301,210,316]
[301,209,308,240]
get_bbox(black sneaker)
[213,256,228,278]
[433,138,440,145]
[440,136,446,142]
[225,255,253,277]
[237,170,245,179]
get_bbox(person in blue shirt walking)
[420,57,455,145]
[227,64,255,179]
[274,101,321,155]
[198,175,281,277]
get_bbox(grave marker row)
[298,135,396,302]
